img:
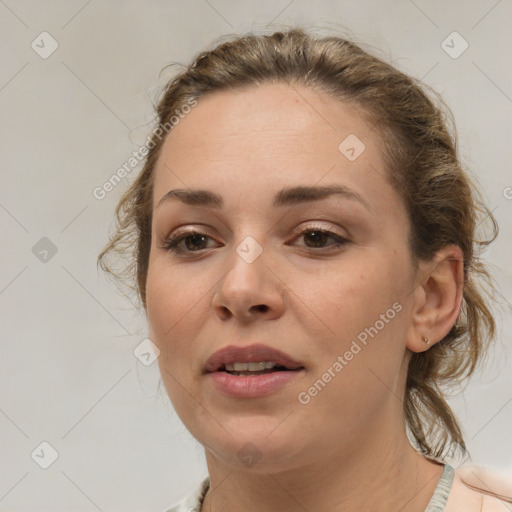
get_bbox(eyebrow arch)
[155,184,370,211]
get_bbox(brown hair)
[97,27,498,460]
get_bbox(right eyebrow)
[155,188,223,209]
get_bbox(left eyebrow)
[155,184,370,212]
[273,184,370,211]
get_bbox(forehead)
[157,82,375,159]
[152,82,395,213]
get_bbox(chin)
[200,419,305,471]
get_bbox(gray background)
[1,1,511,511]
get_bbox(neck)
[201,416,444,512]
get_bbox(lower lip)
[207,370,304,398]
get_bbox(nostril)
[251,304,268,312]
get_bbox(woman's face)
[146,82,419,470]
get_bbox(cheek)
[294,251,411,399]
[146,258,203,329]
[294,254,401,337]
[316,258,409,368]
[146,261,207,416]
[145,259,208,371]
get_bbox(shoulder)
[163,477,210,512]
[444,463,512,512]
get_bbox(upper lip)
[204,343,304,373]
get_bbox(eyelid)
[161,221,350,256]
[162,226,220,246]
[169,225,214,238]
[165,221,346,242]
[290,221,347,239]
[161,224,220,243]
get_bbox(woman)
[98,28,510,511]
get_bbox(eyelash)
[161,226,350,255]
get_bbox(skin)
[145,82,464,512]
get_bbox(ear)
[406,245,464,353]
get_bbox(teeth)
[225,362,278,372]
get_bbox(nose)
[212,243,286,323]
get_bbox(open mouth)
[219,362,302,376]
[206,349,306,397]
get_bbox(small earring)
[423,338,430,345]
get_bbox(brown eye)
[182,233,209,250]
[294,228,349,249]
[163,231,217,254]
[303,230,330,248]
